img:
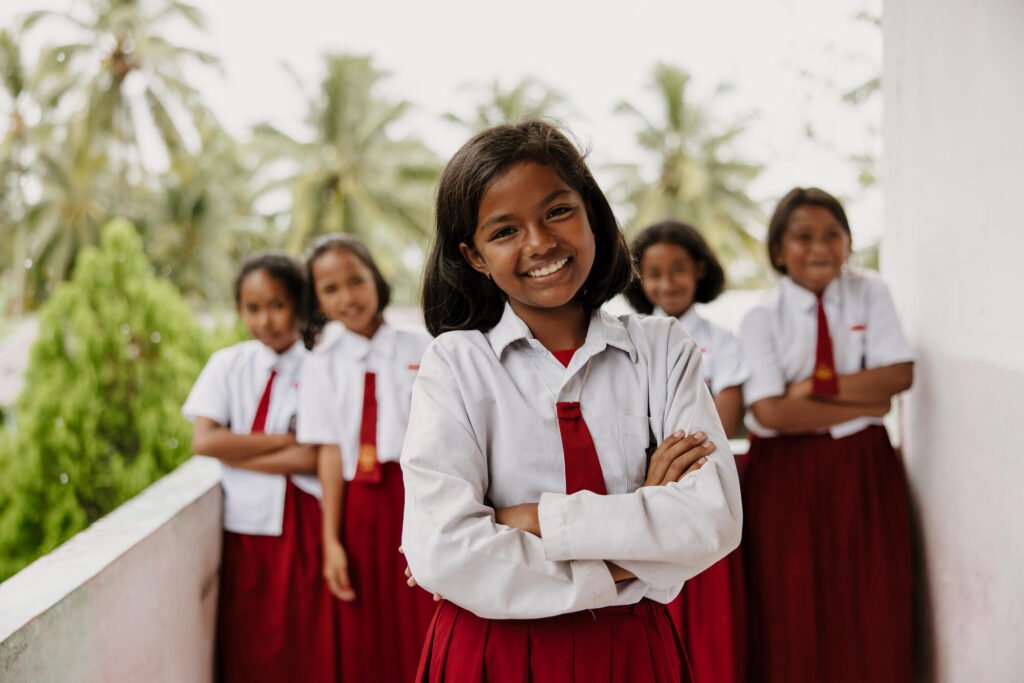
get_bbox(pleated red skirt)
[743,426,912,683]
[217,480,338,683]
[339,461,436,682]
[416,598,689,682]
[668,453,749,683]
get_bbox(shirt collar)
[781,273,843,313]
[256,338,306,373]
[677,306,704,332]
[333,320,396,361]
[486,302,636,362]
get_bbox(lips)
[525,257,570,278]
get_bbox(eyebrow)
[479,188,575,230]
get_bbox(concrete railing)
[0,457,222,683]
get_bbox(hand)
[785,378,813,400]
[323,540,356,602]
[399,546,441,601]
[644,431,714,487]
[863,401,891,418]
[495,503,541,537]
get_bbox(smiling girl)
[400,120,742,682]
[182,252,336,683]
[740,187,914,682]
[296,234,435,682]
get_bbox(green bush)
[0,220,209,581]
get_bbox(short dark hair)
[423,118,632,337]
[234,251,306,316]
[625,220,726,314]
[302,233,391,348]
[767,187,852,275]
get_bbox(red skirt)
[743,426,912,683]
[217,480,338,683]
[417,599,688,682]
[339,461,436,682]
[668,452,749,683]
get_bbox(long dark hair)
[625,220,726,314]
[767,187,852,274]
[422,119,632,337]
[302,233,391,348]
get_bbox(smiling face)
[639,241,704,318]
[777,204,851,294]
[460,161,596,323]
[311,246,381,339]
[238,269,299,353]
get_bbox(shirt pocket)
[618,414,652,490]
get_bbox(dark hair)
[234,250,306,316]
[422,118,632,337]
[767,187,852,274]
[302,233,391,348]
[625,220,726,314]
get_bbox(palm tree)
[0,29,32,314]
[614,63,766,283]
[443,77,569,131]
[253,54,440,301]
[21,0,219,210]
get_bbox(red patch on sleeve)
[407,364,420,371]
[850,324,866,331]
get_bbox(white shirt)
[182,339,317,535]
[654,306,749,396]
[400,304,743,620]
[297,322,430,481]
[740,267,914,438]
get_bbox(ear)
[459,241,490,277]
[695,260,707,280]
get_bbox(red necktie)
[812,294,840,396]
[353,371,383,484]
[552,350,607,495]
[250,369,277,433]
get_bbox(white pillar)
[884,1,1024,680]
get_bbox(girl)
[401,120,743,682]
[182,252,336,683]
[740,187,914,682]
[296,233,436,683]
[627,220,747,436]
[628,220,749,683]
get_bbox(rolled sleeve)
[296,354,340,445]
[740,308,786,405]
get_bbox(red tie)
[552,349,607,495]
[353,371,383,484]
[812,294,840,396]
[250,369,277,433]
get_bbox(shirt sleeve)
[400,341,620,619]
[710,326,749,395]
[865,278,915,368]
[739,307,787,406]
[537,321,743,591]
[296,352,340,445]
[181,349,231,426]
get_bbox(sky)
[1,0,884,245]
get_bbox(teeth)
[526,257,569,278]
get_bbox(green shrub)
[0,220,209,580]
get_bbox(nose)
[522,221,557,258]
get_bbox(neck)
[511,301,589,352]
[353,317,383,340]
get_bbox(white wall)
[0,458,222,683]
[883,1,1024,680]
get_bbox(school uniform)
[297,321,435,683]
[401,303,744,683]
[739,267,914,683]
[656,306,749,683]
[182,339,336,683]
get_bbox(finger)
[336,566,356,602]
[646,431,706,485]
[678,455,710,481]
[433,593,442,602]
[661,442,715,485]
[398,546,404,554]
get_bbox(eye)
[490,226,517,241]
[547,205,573,220]
[320,282,337,294]
[245,303,259,314]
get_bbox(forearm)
[318,445,345,545]
[752,396,886,433]
[192,429,292,461]
[713,386,744,439]
[830,363,914,404]
[231,444,318,475]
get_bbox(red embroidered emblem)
[850,324,866,331]
[407,364,420,371]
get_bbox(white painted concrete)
[884,1,1024,679]
[0,457,222,683]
